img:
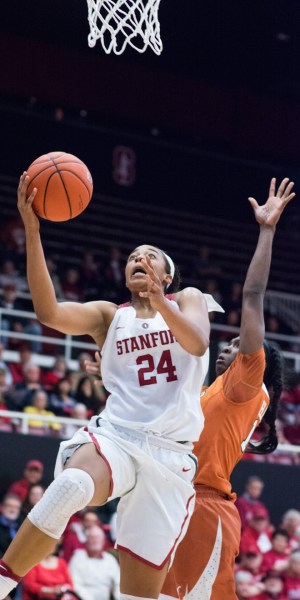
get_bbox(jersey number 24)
[137,350,178,386]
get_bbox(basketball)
[27,151,93,222]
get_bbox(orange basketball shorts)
[161,484,241,599]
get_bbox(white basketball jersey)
[100,301,210,442]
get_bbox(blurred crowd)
[1,468,300,599]
[0,347,107,438]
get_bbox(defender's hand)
[248,177,295,228]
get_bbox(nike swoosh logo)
[182,467,192,472]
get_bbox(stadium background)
[0,0,300,579]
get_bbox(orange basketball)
[27,151,93,222]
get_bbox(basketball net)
[86,0,163,55]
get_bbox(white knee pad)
[28,468,95,539]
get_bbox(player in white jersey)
[0,172,223,600]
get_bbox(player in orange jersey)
[159,177,295,600]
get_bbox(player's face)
[215,337,240,376]
[125,245,171,293]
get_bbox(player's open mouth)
[132,268,147,276]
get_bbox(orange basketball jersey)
[194,347,269,498]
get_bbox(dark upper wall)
[1,34,300,165]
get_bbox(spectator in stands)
[62,508,104,563]
[104,245,126,303]
[80,251,102,301]
[261,529,290,574]
[8,344,33,384]
[0,217,26,266]
[6,363,43,410]
[202,278,223,318]
[68,352,93,393]
[263,420,300,466]
[63,403,88,439]
[236,476,269,531]
[0,368,11,397]
[240,505,273,555]
[61,268,82,302]
[255,571,287,600]
[235,570,264,599]
[69,525,120,600]
[283,551,300,598]
[0,494,23,559]
[265,315,292,350]
[49,378,75,417]
[237,546,264,582]
[216,307,241,343]
[0,387,12,431]
[23,318,43,354]
[280,510,300,551]
[23,389,61,435]
[0,284,25,348]
[22,545,73,600]
[7,460,44,502]
[0,260,27,293]
[279,373,300,446]
[22,485,45,519]
[42,355,68,391]
[191,244,221,288]
[224,281,243,314]
[75,376,106,417]
[0,344,13,387]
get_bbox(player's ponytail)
[247,340,284,455]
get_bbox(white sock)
[0,560,21,599]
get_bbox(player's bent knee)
[28,468,94,539]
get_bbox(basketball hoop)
[86,0,163,55]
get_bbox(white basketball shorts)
[55,416,197,569]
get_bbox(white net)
[86,0,163,55]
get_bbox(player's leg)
[210,499,240,600]
[161,488,240,600]
[119,551,169,598]
[0,443,110,596]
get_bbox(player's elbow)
[35,307,59,328]
[243,286,265,299]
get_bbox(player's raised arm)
[239,177,295,355]
[18,172,114,339]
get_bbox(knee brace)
[28,468,94,539]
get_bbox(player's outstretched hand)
[248,177,295,228]
[84,351,103,387]
[138,256,166,310]
[17,172,40,232]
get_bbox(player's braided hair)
[247,339,284,455]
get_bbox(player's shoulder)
[238,346,265,364]
[173,287,204,307]
[174,286,202,299]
